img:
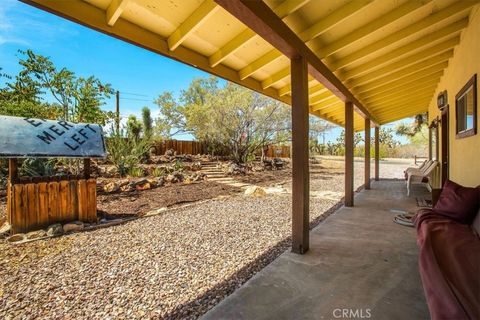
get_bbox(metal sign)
[0,116,107,158]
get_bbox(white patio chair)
[404,159,432,178]
[406,160,438,196]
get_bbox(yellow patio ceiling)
[21,0,479,131]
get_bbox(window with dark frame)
[455,74,477,138]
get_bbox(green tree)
[126,115,142,141]
[0,50,114,124]
[154,77,291,163]
[141,106,153,138]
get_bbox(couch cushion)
[414,209,480,320]
[433,180,480,224]
[472,208,480,237]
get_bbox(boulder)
[63,221,84,233]
[136,182,151,191]
[120,184,135,192]
[7,233,25,243]
[26,230,47,239]
[165,149,175,156]
[166,174,178,183]
[47,223,64,236]
[103,182,120,193]
[244,186,267,197]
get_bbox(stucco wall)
[428,6,480,188]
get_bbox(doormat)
[416,197,432,208]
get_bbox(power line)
[120,97,152,102]
[121,91,149,97]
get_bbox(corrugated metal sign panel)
[0,116,107,158]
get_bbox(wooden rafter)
[332,1,474,70]
[314,0,432,58]
[342,24,465,79]
[215,0,377,124]
[106,0,130,26]
[352,61,449,93]
[209,0,310,68]
[347,48,454,88]
[238,0,373,81]
[167,0,219,51]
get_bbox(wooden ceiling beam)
[333,2,475,70]
[361,77,441,102]
[310,95,339,110]
[364,84,438,106]
[309,90,334,105]
[369,95,434,111]
[315,0,432,58]
[167,0,219,51]
[348,49,454,88]
[353,61,449,94]
[106,0,131,26]
[215,0,377,124]
[342,23,464,79]
[209,0,309,68]
[358,67,445,98]
[261,66,289,89]
[238,0,372,81]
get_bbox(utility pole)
[116,90,120,134]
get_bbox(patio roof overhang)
[20,0,477,131]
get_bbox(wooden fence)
[7,177,97,233]
[152,140,207,155]
[152,139,291,158]
[264,145,290,158]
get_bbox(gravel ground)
[0,158,411,319]
[0,195,339,319]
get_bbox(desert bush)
[152,167,165,177]
[19,158,55,177]
[107,132,151,177]
[173,160,184,172]
[128,166,145,178]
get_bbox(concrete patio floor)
[202,180,431,320]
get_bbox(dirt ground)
[97,181,241,217]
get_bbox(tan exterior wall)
[428,6,480,188]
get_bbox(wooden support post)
[375,126,380,181]
[7,159,18,224]
[291,55,309,254]
[428,127,433,160]
[83,158,91,179]
[364,118,371,190]
[345,101,354,207]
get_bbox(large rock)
[244,186,267,197]
[26,230,47,239]
[103,182,120,193]
[63,221,84,233]
[7,233,26,243]
[47,223,64,236]
[165,149,175,156]
[136,182,151,191]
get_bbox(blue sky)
[0,0,409,143]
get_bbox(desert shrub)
[128,166,145,178]
[107,132,151,177]
[152,167,165,177]
[19,158,55,177]
[173,160,184,172]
